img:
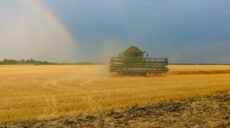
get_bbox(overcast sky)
[1,0,230,63]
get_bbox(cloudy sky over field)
[0,0,230,63]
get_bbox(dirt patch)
[1,92,229,128]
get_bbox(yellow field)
[0,65,230,123]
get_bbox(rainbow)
[26,0,76,43]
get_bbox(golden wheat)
[0,65,230,123]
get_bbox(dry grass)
[0,65,230,123]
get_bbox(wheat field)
[0,65,230,123]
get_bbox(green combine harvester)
[110,46,169,75]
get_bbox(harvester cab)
[110,46,169,76]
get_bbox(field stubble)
[0,65,230,123]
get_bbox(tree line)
[0,59,99,65]
[0,59,54,65]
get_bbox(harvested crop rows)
[0,65,230,123]
[3,92,229,128]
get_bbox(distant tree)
[0,58,54,65]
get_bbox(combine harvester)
[110,46,169,76]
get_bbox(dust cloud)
[96,41,122,64]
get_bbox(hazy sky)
[1,0,230,63]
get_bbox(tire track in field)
[40,72,89,90]
[41,71,106,91]
[79,78,98,87]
